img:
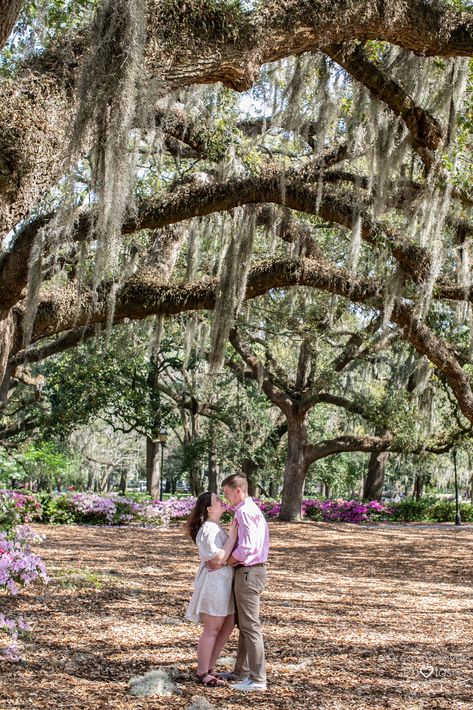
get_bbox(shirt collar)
[234,497,249,511]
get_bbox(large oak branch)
[26,255,473,423]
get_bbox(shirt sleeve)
[197,523,221,561]
[231,510,253,562]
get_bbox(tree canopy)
[1,0,473,518]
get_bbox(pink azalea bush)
[303,498,394,523]
[139,497,197,526]
[0,526,50,594]
[1,489,394,526]
[0,613,31,662]
[247,498,393,522]
[41,491,142,525]
[0,525,49,662]
[0,490,42,530]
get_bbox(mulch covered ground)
[1,521,472,710]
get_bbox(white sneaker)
[230,678,267,691]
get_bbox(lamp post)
[452,447,461,526]
[158,426,168,501]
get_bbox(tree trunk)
[99,467,112,492]
[279,414,309,522]
[146,436,161,499]
[242,457,260,497]
[0,1,24,53]
[87,467,94,491]
[188,464,203,497]
[208,423,218,493]
[119,468,127,494]
[106,471,114,492]
[269,479,278,498]
[364,450,390,500]
[413,474,423,500]
[324,482,331,498]
[0,314,15,402]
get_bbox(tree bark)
[182,409,204,497]
[119,468,127,495]
[413,474,423,500]
[207,422,218,493]
[364,449,390,500]
[279,414,309,521]
[0,314,17,404]
[146,436,161,499]
[0,1,24,52]
[242,457,260,497]
[188,462,204,497]
[468,451,473,505]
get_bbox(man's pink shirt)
[231,496,270,565]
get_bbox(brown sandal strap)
[196,672,226,687]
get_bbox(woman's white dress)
[185,521,235,623]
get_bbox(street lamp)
[452,447,461,526]
[158,426,168,501]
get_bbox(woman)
[185,491,238,687]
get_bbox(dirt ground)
[1,521,472,710]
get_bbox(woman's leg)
[197,614,225,676]
[208,614,235,671]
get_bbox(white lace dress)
[185,521,235,623]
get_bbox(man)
[206,473,269,692]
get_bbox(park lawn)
[1,521,472,710]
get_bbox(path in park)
[1,522,472,710]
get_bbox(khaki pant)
[233,564,267,683]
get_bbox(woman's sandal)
[196,671,226,687]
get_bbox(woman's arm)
[198,520,238,566]
[209,519,238,565]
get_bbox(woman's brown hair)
[186,491,213,543]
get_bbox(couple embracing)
[185,473,269,692]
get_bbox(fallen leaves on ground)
[1,521,472,710]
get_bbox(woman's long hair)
[186,491,213,543]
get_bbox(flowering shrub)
[238,498,393,523]
[5,489,470,527]
[0,525,49,662]
[302,498,394,523]
[39,493,198,527]
[139,497,197,526]
[40,492,142,525]
[0,526,50,595]
[0,490,42,531]
[0,614,31,662]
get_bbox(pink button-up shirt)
[231,497,270,565]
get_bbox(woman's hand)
[229,517,238,539]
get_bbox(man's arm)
[207,510,253,569]
[205,520,238,570]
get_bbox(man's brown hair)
[221,474,248,492]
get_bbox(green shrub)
[39,493,76,524]
[304,506,324,522]
[427,500,473,523]
[390,497,436,522]
[390,496,473,523]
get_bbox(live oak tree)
[1,0,473,517]
[225,287,467,518]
